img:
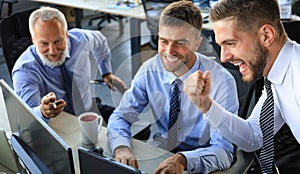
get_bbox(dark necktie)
[259,78,275,173]
[61,63,75,115]
[168,80,180,151]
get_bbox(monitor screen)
[10,134,51,174]
[78,147,144,174]
[0,79,75,174]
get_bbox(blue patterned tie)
[259,78,275,174]
[168,80,180,150]
[61,62,75,114]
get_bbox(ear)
[193,36,202,52]
[31,37,35,45]
[259,24,276,47]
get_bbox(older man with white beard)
[12,6,127,123]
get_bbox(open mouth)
[231,60,247,74]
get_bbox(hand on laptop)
[154,153,187,174]
[114,146,139,169]
[41,92,66,119]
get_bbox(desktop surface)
[31,0,146,19]
[49,112,175,174]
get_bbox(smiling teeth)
[166,56,178,62]
[231,61,242,66]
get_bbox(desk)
[49,112,254,174]
[31,0,145,20]
[49,112,173,174]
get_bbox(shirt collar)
[65,39,71,59]
[268,39,292,85]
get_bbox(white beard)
[39,50,67,67]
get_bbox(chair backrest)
[0,1,4,18]
[141,0,180,49]
[0,7,36,77]
[282,20,300,44]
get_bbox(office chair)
[282,20,300,43]
[0,0,18,18]
[0,7,36,77]
[141,0,180,50]
[87,12,125,35]
[293,0,300,16]
[0,0,18,48]
[88,13,123,29]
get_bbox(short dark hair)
[160,1,203,37]
[209,0,285,39]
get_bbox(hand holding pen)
[41,92,66,119]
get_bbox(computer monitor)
[78,147,144,174]
[10,134,51,174]
[0,79,75,174]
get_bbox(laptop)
[78,147,146,174]
[0,128,23,173]
[0,79,75,174]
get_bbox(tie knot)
[264,78,272,91]
[172,79,181,86]
[172,80,180,93]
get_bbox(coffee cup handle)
[98,115,103,133]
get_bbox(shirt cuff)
[179,151,199,173]
[99,55,112,75]
[110,136,131,154]
[33,105,50,123]
[203,101,225,128]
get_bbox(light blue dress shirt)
[204,39,300,151]
[107,52,239,173]
[12,28,112,122]
[194,0,219,8]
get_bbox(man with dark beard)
[107,1,238,173]
[183,0,300,173]
[12,7,127,123]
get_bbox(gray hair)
[29,6,68,36]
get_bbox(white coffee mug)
[78,112,103,145]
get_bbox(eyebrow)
[159,36,189,43]
[38,37,63,43]
[219,39,236,45]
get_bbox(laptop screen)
[0,79,75,174]
[78,147,145,174]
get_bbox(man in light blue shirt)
[107,1,238,173]
[12,7,127,123]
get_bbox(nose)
[165,43,176,55]
[220,46,232,63]
[48,43,57,55]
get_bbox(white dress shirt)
[204,39,300,152]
